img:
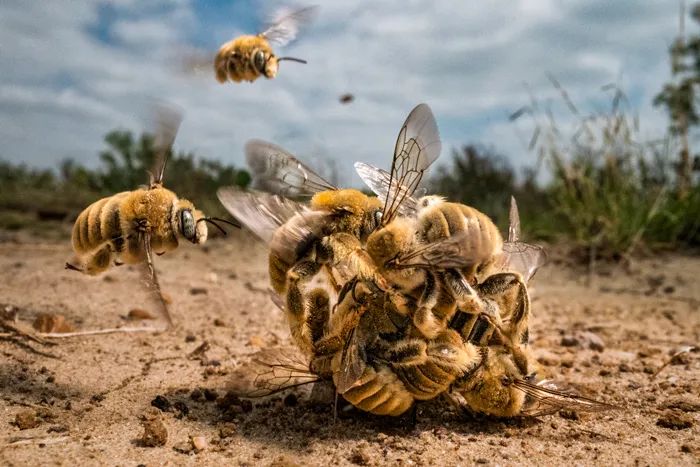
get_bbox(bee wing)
[354,163,420,217]
[229,347,321,398]
[217,186,312,243]
[392,224,489,270]
[334,327,366,395]
[357,103,441,224]
[149,103,183,186]
[508,196,521,243]
[499,242,547,283]
[513,378,617,417]
[245,139,337,198]
[259,5,319,46]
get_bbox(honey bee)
[217,103,439,355]
[213,6,317,83]
[66,106,238,327]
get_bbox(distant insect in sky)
[339,93,355,104]
[213,5,318,83]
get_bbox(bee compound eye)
[253,49,266,73]
[180,209,196,241]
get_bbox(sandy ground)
[0,230,698,466]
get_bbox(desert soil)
[0,230,698,466]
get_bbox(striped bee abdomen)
[72,192,129,255]
[341,365,414,416]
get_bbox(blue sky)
[0,0,693,186]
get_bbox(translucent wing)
[217,186,312,243]
[354,162,421,217]
[260,5,319,46]
[499,243,547,283]
[389,229,491,270]
[498,196,547,282]
[245,139,337,198]
[508,196,521,243]
[334,327,366,395]
[362,103,441,224]
[514,378,617,417]
[229,347,321,398]
[150,103,183,187]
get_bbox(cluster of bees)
[63,6,613,419]
[217,104,611,419]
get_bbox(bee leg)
[286,260,323,354]
[478,273,530,346]
[323,264,341,293]
[373,338,428,367]
[322,233,388,289]
[64,261,84,273]
[412,272,443,339]
[307,288,330,346]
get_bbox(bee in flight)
[66,106,238,328]
[212,5,318,83]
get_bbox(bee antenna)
[277,57,307,64]
[197,217,241,235]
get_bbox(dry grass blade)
[38,326,166,338]
[651,345,696,379]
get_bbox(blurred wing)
[245,139,336,198]
[217,186,312,243]
[150,103,183,186]
[382,103,442,223]
[508,196,521,243]
[354,162,420,217]
[335,327,366,394]
[499,242,547,283]
[514,378,617,417]
[392,230,488,270]
[229,347,321,398]
[260,5,319,46]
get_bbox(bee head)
[251,48,279,78]
[457,346,528,417]
[310,189,382,239]
[174,199,207,244]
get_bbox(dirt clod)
[191,435,207,452]
[32,313,73,333]
[14,410,40,430]
[151,395,171,412]
[656,410,694,430]
[348,446,371,465]
[559,409,580,421]
[141,417,168,447]
[127,308,156,320]
[219,423,236,438]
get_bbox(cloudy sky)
[0,0,692,186]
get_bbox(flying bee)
[212,6,317,83]
[66,106,239,327]
[217,103,439,355]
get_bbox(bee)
[66,106,238,327]
[357,148,546,344]
[213,6,317,83]
[217,103,438,355]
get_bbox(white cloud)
[0,0,690,190]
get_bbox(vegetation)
[0,129,250,232]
